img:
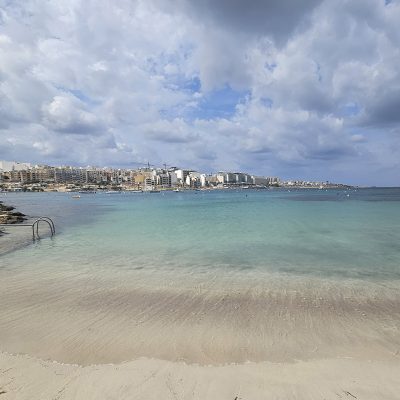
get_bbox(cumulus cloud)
[144,118,199,143]
[42,95,104,134]
[0,0,400,184]
[156,0,322,45]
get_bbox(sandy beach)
[0,265,400,399]
[2,0,400,394]
[1,351,400,400]
[1,191,400,399]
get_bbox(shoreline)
[1,350,399,400]
[0,216,40,257]
[0,200,32,256]
[1,266,400,398]
[1,265,399,366]
[1,191,400,398]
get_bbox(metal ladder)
[0,216,56,240]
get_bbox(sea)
[1,187,400,282]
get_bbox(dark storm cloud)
[159,0,323,44]
[363,89,400,127]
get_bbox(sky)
[0,0,399,185]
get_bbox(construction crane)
[162,162,177,171]
[130,161,155,169]
[130,161,177,172]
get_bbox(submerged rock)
[0,202,26,225]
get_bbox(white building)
[170,170,178,186]
[216,173,225,184]
[175,169,191,186]
[186,171,202,187]
[0,160,32,172]
[157,172,171,187]
[200,174,207,187]
[234,173,252,184]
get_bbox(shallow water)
[1,188,400,365]
[1,188,400,281]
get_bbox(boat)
[105,190,121,194]
[143,186,160,193]
[173,188,181,192]
[72,195,81,199]
[79,190,97,194]
[127,190,143,193]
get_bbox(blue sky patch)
[339,103,361,117]
[190,85,250,120]
[56,86,98,106]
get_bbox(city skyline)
[0,158,351,186]
[1,1,400,186]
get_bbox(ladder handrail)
[33,218,55,239]
[28,216,56,233]
[0,216,56,240]
[35,216,55,234]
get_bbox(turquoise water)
[1,188,400,281]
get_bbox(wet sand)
[0,227,34,256]
[0,263,400,398]
[1,191,400,398]
[0,270,400,365]
[1,221,400,399]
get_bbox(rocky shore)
[0,201,32,255]
[0,201,27,229]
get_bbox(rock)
[1,205,15,212]
[11,211,25,217]
[0,203,26,225]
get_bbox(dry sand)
[1,352,400,400]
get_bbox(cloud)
[362,89,400,126]
[0,0,400,185]
[42,95,104,135]
[156,0,323,45]
[143,118,198,143]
